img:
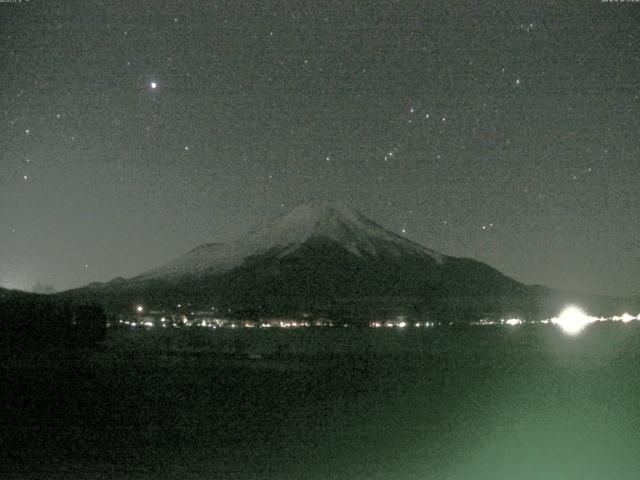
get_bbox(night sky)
[1,0,639,296]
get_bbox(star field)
[1,0,639,296]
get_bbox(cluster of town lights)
[369,320,436,328]
[126,305,639,334]
[124,306,335,329]
[497,306,640,336]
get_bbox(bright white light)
[150,81,157,89]
[554,306,591,335]
[505,318,522,326]
[620,313,634,323]
[398,322,407,328]
[136,305,143,313]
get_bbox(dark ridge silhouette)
[0,288,106,348]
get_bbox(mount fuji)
[62,201,632,321]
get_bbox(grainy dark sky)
[1,0,639,296]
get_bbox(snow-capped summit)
[137,200,444,280]
[249,200,444,259]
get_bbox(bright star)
[150,81,157,89]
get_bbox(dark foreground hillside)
[0,288,106,347]
[3,325,640,479]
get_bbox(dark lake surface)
[3,324,640,479]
